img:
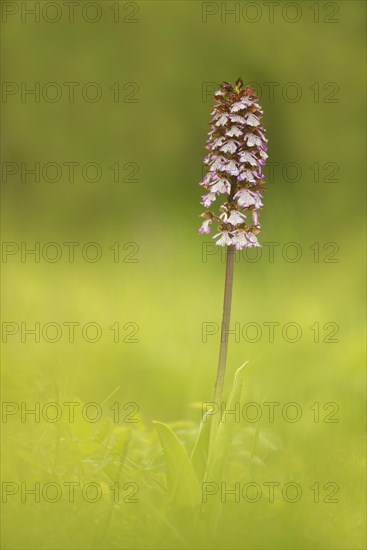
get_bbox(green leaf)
[153,421,201,509]
[190,410,213,482]
[203,362,247,528]
[108,426,131,457]
[206,362,247,482]
[94,417,113,444]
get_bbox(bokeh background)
[1,1,366,548]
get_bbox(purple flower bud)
[199,219,212,234]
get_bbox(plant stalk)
[213,244,235,406]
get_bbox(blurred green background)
[1,1,365,548]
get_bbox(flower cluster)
[199,78,268,250]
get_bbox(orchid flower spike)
[198,78,268,250]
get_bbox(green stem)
[213,245,235,406]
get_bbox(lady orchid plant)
[150,79,269,530]
[198,78,268,406]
